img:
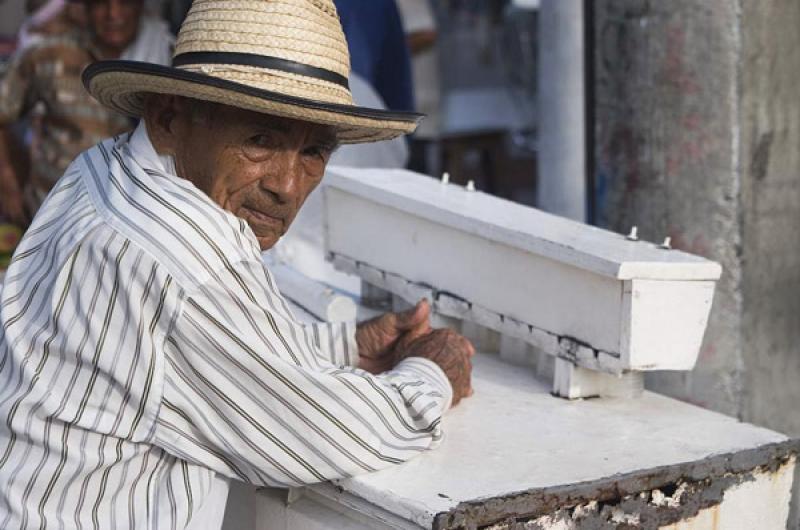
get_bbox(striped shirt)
[0,122,452,529]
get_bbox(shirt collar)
[128,120,178,176]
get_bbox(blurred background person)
[0,0,172,227]
[163,0,192,36]
[396,0,441,175]
[18,0,88,50]
[334,0,414,113]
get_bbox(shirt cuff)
[392,356,453,413]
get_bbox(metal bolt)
[466,180,476,192]
[660,237,672,249]
[626,226,639,241]
[441,172,450,185]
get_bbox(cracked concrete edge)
[432,439,800,530]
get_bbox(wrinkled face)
[86,0,143,54]
[160,100,338,250]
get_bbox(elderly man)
[0,1,474,529]
[0,0,172,226]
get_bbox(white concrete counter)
[327,353,787,525]
[253,352,796,529]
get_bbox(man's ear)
[142,94,183,156]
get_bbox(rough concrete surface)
[737,1,800,526]
[593,0,800,526]
[432,441,797,529]
[736,0,800,438]
[484,458,795,530]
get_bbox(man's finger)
[395,299,431,332]
[458,336,476,357]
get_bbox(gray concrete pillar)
[537,0,587,222]
[593,0,800,524]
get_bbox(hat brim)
[82,60,423,144]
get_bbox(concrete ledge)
[433,441,798,529]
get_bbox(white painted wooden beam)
[323,167,721,382]
[324,168,721,281]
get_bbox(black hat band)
[172,51,350,89]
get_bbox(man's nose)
[260,153,302,203]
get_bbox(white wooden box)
[323,168,721,374]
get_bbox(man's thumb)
[396,299,431,331]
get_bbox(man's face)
[171,102,338,250]
[86,0,143,53]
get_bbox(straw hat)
[82,0,422,143]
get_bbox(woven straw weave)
[177,0,351,103]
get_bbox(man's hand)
[401,329,474,407]
[356,299,432,374]
[0,169,27,227]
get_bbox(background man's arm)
[395,0,438,55]
[407,30,437,55]
[0,46,37,225]
[0,127,28,225]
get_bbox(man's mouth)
[241,206,284,232]
[102,23,129,33]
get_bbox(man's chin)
[255,233,281,251]
[238,210,286,250]
[99,33,137,51]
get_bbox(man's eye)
[249,134,273,148]
[242,134,278,160]
[304,145,333,160]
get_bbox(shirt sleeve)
[153,258,452,488]
[0,46,37,125]
[303,320,359,368]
